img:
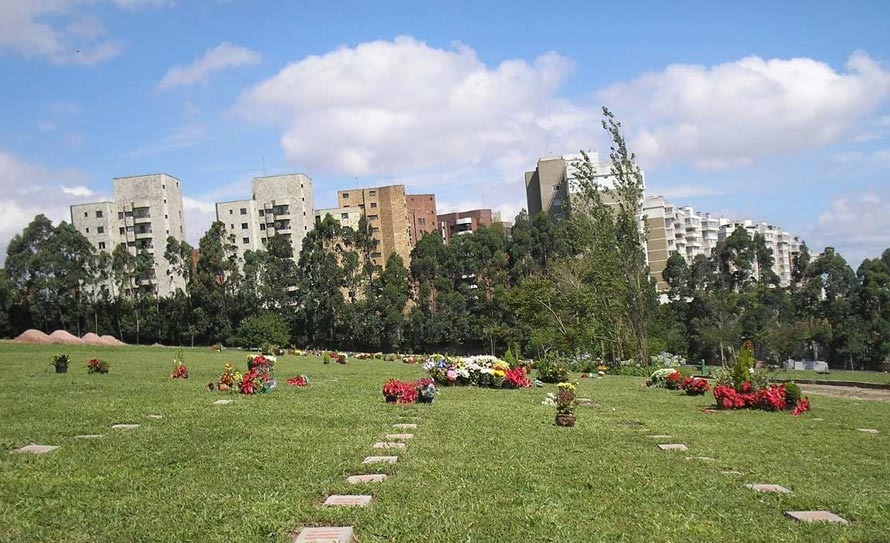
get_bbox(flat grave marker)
[373,441,405,449]
[385,433,414,440]
[393,423,417,429]
[685,456,714,461]
[12,444,58,454]
[323,495,372,507]
[721,470,743,476]
[145,414,164,419]
[745,484,791,494]
[292,526,354,543]
[857,428,879,434]
[213,399,233,406]
[363,455,398,464]
[784,511,848,524]
[657,444,688,451]
[346,474,387,484]
[648,435,672,439]
[74,434,103,439]
[111,424,140,430]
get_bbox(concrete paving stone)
[213,399,233,405]
[685,456,714,461]
[745,484,791,493]
[292,526,355,542]
[323,495,372,507]
[12,444,58,454]
[721,470,744,475]
[373,441,405,449]
[145,414,163,419]
[657,443,688,451]
[346,474,387,484]
[393,423,417,429]
[111,424,140,430]
[74,434,104,439]
[857,428,879,434]
[648,435,672,439]
[363,455,398,464]
[384,433,414,440]
[784,511,848,524]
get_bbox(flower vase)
[555,413,576,427]
[55,365,68,374]
[418,396,434,404]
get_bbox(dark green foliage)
[234,313,289,348]
[535,353,569,383]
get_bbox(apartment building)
[336,185,411,267]
[215,173,315,266]
[644,195,801,290]
[406,194,438,246]
[437,208,493,243]
[315,206,364,231]
[70,173,186,297]
[524,151,620,219]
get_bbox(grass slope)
[1,344,887,542]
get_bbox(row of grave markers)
[292,420,419,543]
[639,418,882,526]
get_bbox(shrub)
[784,381,802,405]
[650,351,686,368]
[535,353,569,383]
[666,371,685,390]
[733,340,755,389]
[647,368,679,388]
[236,314,289,349]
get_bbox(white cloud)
[182,196,216,245]
[236,36,593,185]
[598,51,890,170]
[807,190,890,264]
[0,0,167,65]
[0,151,103,263]
[61,185,94,197]
[159,42,261,90]
[124,124,206,157]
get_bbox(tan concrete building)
[337,185,411,267]
[406,194,438,246]
[437,208,493,243]
[215,173,315,267]
[71,173,187,297]
[525,152,619,219]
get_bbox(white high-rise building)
[70,173,187,297]
[644,195,801,290]
[215,173,315,266]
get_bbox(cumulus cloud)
[159,42,261,90]
[182,196,217,245]
[599,51,890,170]
[236,36,595,183]
[0,151,104,263]
[807,190,890,265]
[0,0,168,65]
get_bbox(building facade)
[336,185,411,267]
[406,194,438,247]
[315,206,364,231]
[70,173,187,297]
[524,151,619,219]
[215,173,315,266]
[643,195,801,290]
[437,208,493,243]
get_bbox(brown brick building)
[406,194,438,247]
[437,208,493,243]
[337,185,411,267]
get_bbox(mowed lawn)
[1,344,888,543]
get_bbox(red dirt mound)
[50,330,84,345]
[100,335,126,346]
[13,329,53,344]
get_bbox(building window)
[230,224,234,230]
[84,212,88,218]
[259,210,264,216]
[342,193,350,199]
[119,227,125,235]
[368,215,379,220]
[96,210,103,218]
[260,224,266,230]
[241,223,248,229]
[369,190,376,196]
[370,202,377,208]
[98,242,106,250]
[371,227,380,233]
[165,214,168,219]
[162,184,165,189]
[97,226,104,234]
[163,199,167,204]
[341,213,349,219]
[242,237,249,244]
[240,208,247,215]
[85,227,90,233]
[118,212,124,220]
[229,209,233,215]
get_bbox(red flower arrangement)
[382,378,438,404]
[171,362,188,379]
[714,383,805,414]
[666,371,684,390]
[504,367,532,388]
[791,396,811,416]
[287,375,309,387]
[681,377,710,396]
[87,358,109,374]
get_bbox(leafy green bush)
[236,313,289,349]
[535,353,569,383]
[784,381,802,405]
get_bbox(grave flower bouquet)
[287,375,310,387]
[417,377,438,403]
[712,342,811,415]
[241,354,276,394]
[218,363,240,391]
[423,355,523,389]
[382,379,418,404]
[681,377,710,396]
[171,349,188,379]
[87,358,109,374]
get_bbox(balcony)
[135,231,153,240]
[133,215,152,225]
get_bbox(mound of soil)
[151,342,166,347]
[13,329,53,344]
[101,335,126,346]
[50,330,84,345]
[81,333,106,346]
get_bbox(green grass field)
[1,343,888,542]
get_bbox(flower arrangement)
[712,344,811,415]
[417,377,438,403]
[423,355,532,389]
[218,363,240,391]
[286,375,310,387]
[171,349,188,379]
[650,351,686,368]
[543,382,578,426]
[382,378,438,405]
[646,368,679,388]
[216,354,276,395]
[680,377,710,396]
[51,353,70,373]
[535,353,569,384]
[87,358,109,374]
[665,371,685,390]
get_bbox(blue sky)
[1,0,889,265]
